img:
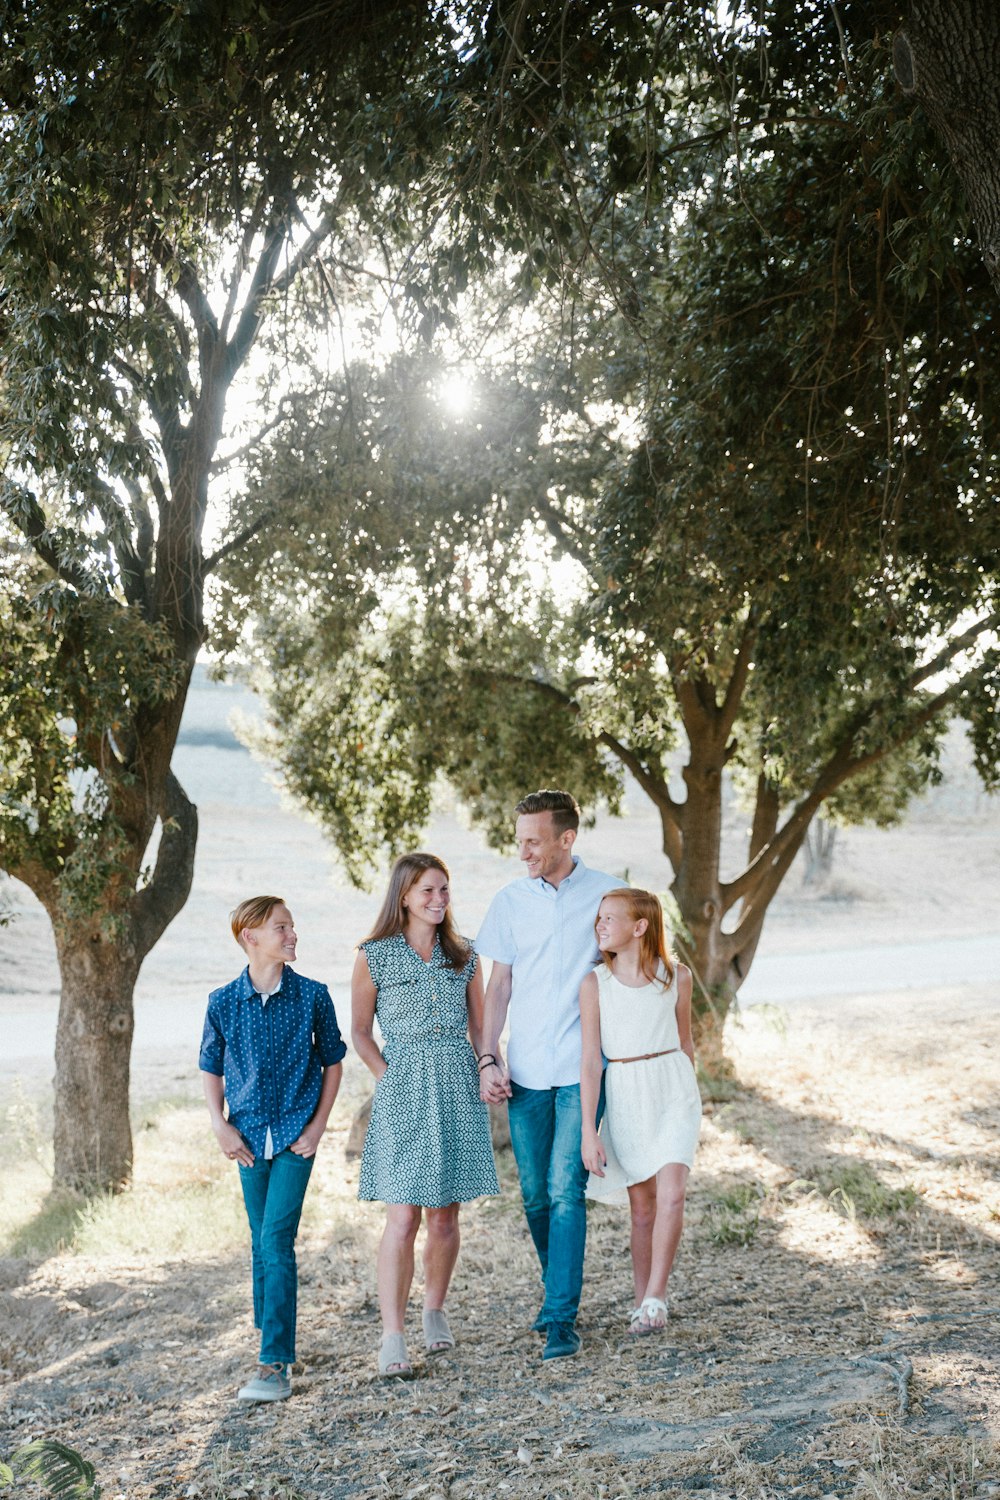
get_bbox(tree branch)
[131,771,199,958]
[534,493,598,576]
[909,608,1000,690]
[225,212,294,381]
[202,510,275,574]
[0,844,59,908]
[146,226,219,343]
[719,612,757,742]
[596,728,683,871]
[721,605,1000,917]
[1,486,104,595]
[469,662,683,864]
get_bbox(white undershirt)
[259,988,279,1160]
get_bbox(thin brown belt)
[606,1047,678,1064]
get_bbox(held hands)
[214,1120,254,1167]
[479,1059,512,1105]
[581,1129,606,1177]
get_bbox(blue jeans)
[507,1081,590,1327]
[238,1149,313,1365]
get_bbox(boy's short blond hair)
[230,896,285,949]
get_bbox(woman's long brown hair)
[596,888,675,988]
[362,852,471,973]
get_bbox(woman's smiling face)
[402,868,450,925]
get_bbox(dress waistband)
[384,1032,471,1053]
[606,1047,679,1065]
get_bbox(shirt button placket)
[266,996,279,1145]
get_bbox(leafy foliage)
[0,1439,100,1498]
[0,0,510,1186]
[229,5,999,1039]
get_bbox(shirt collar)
[237,964,291,1001]
[537,854,585,894]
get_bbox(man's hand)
[290,1122,324,1157]
[479,1060,512,1105]
[214,1120,254,1167]
[581,1129,606,1177]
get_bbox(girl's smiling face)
[595,896,643,952]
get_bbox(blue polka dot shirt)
[199,965,347,1158]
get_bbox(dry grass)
[2,988,999,1499]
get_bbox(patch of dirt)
[3,985,999,1499]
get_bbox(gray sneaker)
[237,1362,291,1402]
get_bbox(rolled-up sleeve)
[313,986,348,1066]
[199,1000,225,1075]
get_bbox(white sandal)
[635,1296,668,1335]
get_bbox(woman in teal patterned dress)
[352,852,499,1378]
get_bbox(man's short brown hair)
[230,895,285,949]
[513,789,580,836]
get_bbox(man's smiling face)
[515,811,575,883]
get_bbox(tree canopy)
[0,0,494,1188]
[224,5,1000,1051]
[3,0,1000,1181]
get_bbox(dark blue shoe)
[542,1323,581,1360]
[532,1308,548,1334]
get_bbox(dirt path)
[3,984,998,1500]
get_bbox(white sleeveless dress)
[586,963,702,1204]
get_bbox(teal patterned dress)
[358,933,499,1208]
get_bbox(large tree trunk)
[666,695,743,1072]
[46,772,198,1193]
[52,918,142,1192]
[896,3,1000,296]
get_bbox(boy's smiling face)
[243,902,297,967]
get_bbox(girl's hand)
[582,1131,606,1177]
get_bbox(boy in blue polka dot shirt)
[200,895,347,1403]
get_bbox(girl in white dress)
[580,888,701,1335]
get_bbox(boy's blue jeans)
[507,1081,589,1328]
[238,1148,313,1365]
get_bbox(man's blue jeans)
[238,1149,313,1365]
[507,1081,589,1327]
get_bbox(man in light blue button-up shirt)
[477,790,621,1361]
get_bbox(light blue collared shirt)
[476,857,622,1089]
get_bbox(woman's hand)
[479,1059,512,1104]
[582,1128,606,1177]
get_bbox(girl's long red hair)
[597,888,675,988]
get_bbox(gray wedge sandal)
[378,1331,414,1378]
[422,1307,455,1355]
